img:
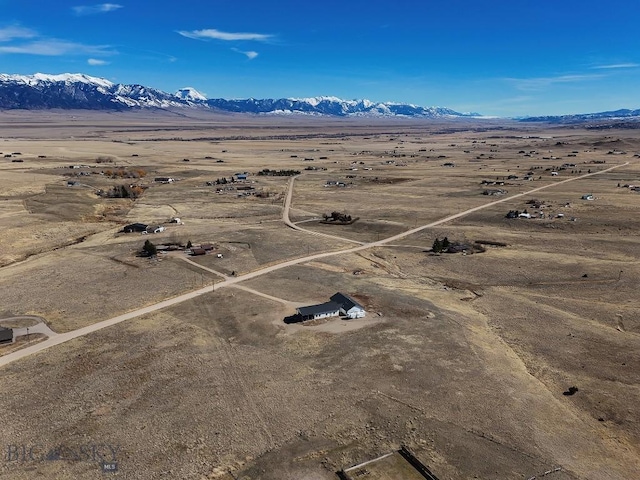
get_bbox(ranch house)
[296,302,341,321]
[330,292,366,319]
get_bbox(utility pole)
[26,327,30,344]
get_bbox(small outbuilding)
[0,326,13,344]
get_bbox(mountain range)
[0,73,478,118]
[1,73,638,122]
[520,109,640,123]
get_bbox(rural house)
[330,292,366,319]
[122,223,148,233]
[154,177,174,183]
[296,302,341,321]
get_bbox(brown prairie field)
[0,110,639,480]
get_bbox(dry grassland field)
[0,110,639,480]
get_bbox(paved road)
[0,162,629,369]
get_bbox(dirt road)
[282,175,364,245]
[0,162,629,368]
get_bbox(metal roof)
[297,301,340,317]
[330,292,363,311]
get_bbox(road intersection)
[0,162,629,368]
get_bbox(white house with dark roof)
[292,292,366,324]
[296,302,341,321]
[330,292,366,319]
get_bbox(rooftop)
[297,301,341,317]
[330,292,363,311]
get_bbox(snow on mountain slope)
[175,87,208,102]
[0,73,114,88]
[0,72,479,117]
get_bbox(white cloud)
[232,48,258,60]
[0,26,37,42]
[0,39,115,56]
[592,63,639,70]
[88,58,109,65]
[0,24,115,59]
[507,74,605,91]
[72,3,123,16]
[177,28,273,42]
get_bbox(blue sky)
[1,0,640,116]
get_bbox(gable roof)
[297,301,340,317]
[330,292,364,311]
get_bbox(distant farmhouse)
[122,223,165,234]
[0,326,13,344]
[292,292,366,323]
[122,223,148,233]
[154,177,174,184]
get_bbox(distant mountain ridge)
[521,109,640,123]
[0,73,479,118]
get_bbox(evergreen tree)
[432,238,443,253]
[143,239,157,257]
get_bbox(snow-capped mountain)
[0,73,479,117]
[204,97,475,117]
[0,73,185,110]
[175,87,207,102]
[521,109,640,123]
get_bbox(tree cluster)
[103,168,146,178]
[257,169,300,176]
[505,208,527,219]
[432,237,450,253]
[102,184,145,199]
[323,211,352,222]
[213,177,234,185]
[142,239,157,257]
